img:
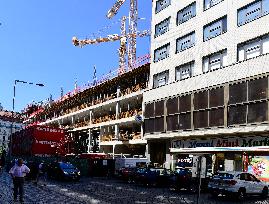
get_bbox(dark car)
[118,167,138,183]
[47,162,80,181]
[170,168,211,193]
[135,167,172,187]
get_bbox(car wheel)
[237,189,246,201]
[261,187,268,198]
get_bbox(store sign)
[172,136,269,149]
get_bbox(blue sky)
[0,0,151,112]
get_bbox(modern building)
[24,60,150,158]
[144,0,269,176]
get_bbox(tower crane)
[72,0,150,74]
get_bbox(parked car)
[169,168,210,193]
[135,167,172,187]
[118,167,138,183]
[47,162,80,181]
[208,171,268,200]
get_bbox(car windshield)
[213,173,234,179]
[59,162,75,169]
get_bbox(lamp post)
[9,80,44,157]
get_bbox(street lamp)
[9,80,45,157]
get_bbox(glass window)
[177,2,196,25]
[155,17,170,37]
[154,43,170,62]
[175,61,194,81]
[228,105,247,125]
[194,111,209,128]
[204,0,223,10]
[155,117,165,132]
[194,91,208,110]
[178,113,191,130]
[179,95,191,112]
[167,97,178,115]
[238,34,269,61]
[248,102,268,123]
[144,103,154,118]
[209,108,224,127]
[248,77,268,101]
[155,100,164,116]
[203,50,227,72]
[145,119,155,133]
[156,0,171,13]
[176,32,195,53]
[209,87,224,107]
[153,70,169,88]
[229,82,247,104]
[204,16,227,41]
[167,115,178,131]
[237,0,269,26]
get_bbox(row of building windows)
[145,76,269,133]
[155,0,224,14]
[153,33,269,88]
[154,0,269,41]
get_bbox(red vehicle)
[11,126,65,157]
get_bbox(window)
[167,115,178,131]
[204,0,223,10]
[179,95,191,113]
[155,100,164,116]
[176,32,195,53]
[178,113,191,130]
[154,43,170,62]
[248,102,268,123]
[155,117,165,132]
[156,0,171,13]
[144,119,155,133]
[155,17,170,37]
[248,78,268,101]
[167,97,178,115]
[209,108,224,127]
[238,0,269,26]
[177,2,196,25]
[153,70,169,88]
[238,34,269,61]
[203,49,227,72]
[203,16,227,41]
[229,82,247,104]
[194,91,208,110]
[209,87,224,108]
[194,111,209,128]
[175,61,194,81]
[228,105,247,125]
[144,103,154,118]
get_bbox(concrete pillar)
[87,129,92,153]
[89,110,93,125]
[115,124,119,140]
[116,102,120,120]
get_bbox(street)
[1,172,269,204]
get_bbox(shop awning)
[170,146,269,153]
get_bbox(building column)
[116,102,120,120]
[87,129,92,153]
[114,124,119,140]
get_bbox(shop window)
[156,0,171,14]
[144,119,155,133]
[167,97,178,115]
[155,17,170,38]
[177,2,196,25]
[154,43,170,62]
[203,16,227,41]
[194,111,209,128]
[229,82,247,104]
[238,34,269,61]
[248,77,268,101]
[167,115,178,131]
[204,0,223,10]
[209,108,224,127]
[144,103,154,118]
[176,32,195,53]
[179,94,191,113]
[194,91,208,110]
[248,102,268,123]
[155,117,165,132]
[155,100,164,116]
[203,49,227,72]
[175,61,194,81]
[178,113,191,130]
[209,87,224,108]
[237,0,269,27]
[228,105,247,125]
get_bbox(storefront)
[170,135,269,181]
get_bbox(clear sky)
[0,0,152,112]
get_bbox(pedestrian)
[37,161,47,185]
[9,158,30,203]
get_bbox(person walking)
[9,158,30,203]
